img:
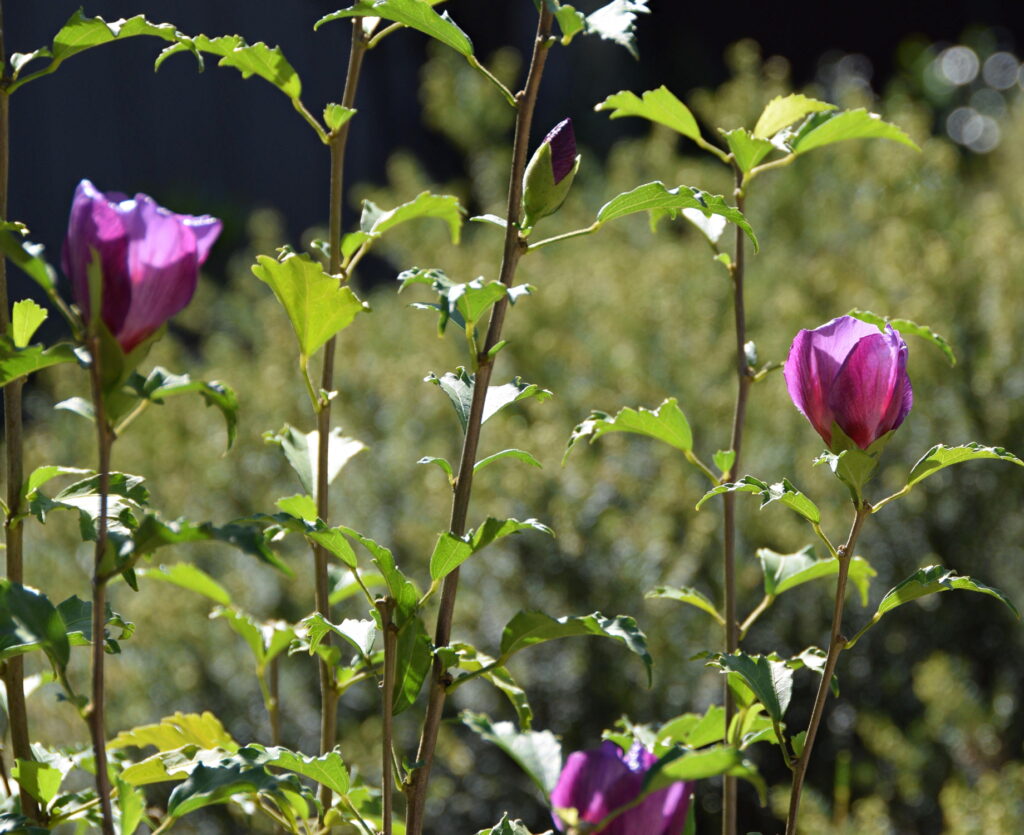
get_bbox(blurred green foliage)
[11,38,1024,833]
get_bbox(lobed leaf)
[696,476,820,524]
[110,712,239,753]
[566,398,693,458]
[11,300,48,348]
[789,108,919,154]
[874,565,1019,620]
[264,424,366,499]
[905,443,1024,491]
[427,369,552,432]
[596,86,701,141]
[159,34,301,99]
[752,93,835,139]
[316,0,473,57]
[721,128,774,173]
[127,366,239,449]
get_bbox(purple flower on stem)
[544,117,577,184]
[784,315,913,451]
[551,742,692,835]
[63,179,222,352]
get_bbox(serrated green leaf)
[12,760,62,806]
[475,448,543,474]
[566,398,693,459]
[324,103,356,132]
[790,108,919,154]
[448,642,534,729]
[264,424,366,499]
[211,608,295,669]
[753,93,835,139]
[696,476,820,524]
[721,128,774,173]
[252,253,367,358]
[246,745,350,797]
[499,610,652,684]
[360,191,463,245]
[11,299,47,348]
[126,366,239,449]
[0,338,77,386]
[316,0,473,56]
[110,712,239,753]
[706,652,793,722]
[275,493,319,522]
[393,616,432,714]
[657,705,726,749]
[427,369,552,432]
[553,6,585,45]
[875,566,1019,619]
[56,595,135,651]
[646,586,725,624]
[596,182,758,250]
[475,813,547,835]
[583,0,650,58]
[334,527,420,625]
[905,443,1024,490]
[848,308,956,366]
[137,563,233,607]
[296,613,376,659]
[462,711,562,797]
[0,581,70,670]
[159,34,300,99]
[757,547,876,605]
[596,86,701,141]
[166,756,306,819]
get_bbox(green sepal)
[521,142,581,230]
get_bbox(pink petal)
[828,331,901,449]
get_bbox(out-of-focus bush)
[16,39,1024,833]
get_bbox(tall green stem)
[378,597,397,835]
[0,4,40,820]
[403,9,554,834]
[721,173,751,835]
[86,339,115,835]
[785,504,870,834]
[314,20,368,811]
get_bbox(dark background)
[4,0,1024,263]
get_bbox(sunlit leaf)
[757,547,875,605]
[566,398,693,459]
[316,0,473,57]
[126,366,239,449]
[462,711,562,797]
[109,712,239,754]
[646,586,724,624]
[137,563,233,607]
[874,565,1019,620]
[596,86,701,141]
[0,338,77,387]
[753,93,835,139]
[705,652,793,722]
[721,128,774,173]
[0,581,70,670]
[789,108,919,154]
[905,443,1024,491]
[848,308,956,366]
[696,476,820,524]
[11,300,47,348]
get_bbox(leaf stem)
[0,8,40,816]
[86,336,115,835]
[313,20,368,813]
[869,485,910,513]
[812,522,840,558]
[403,9,554,834]
[738,593,775,640]
[721,170,752,835]
[366,21,403,51]
[525,221,601,252]
[785,503,871,834]
[467,54,517,107]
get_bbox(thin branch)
[785,504,871,834]
[525,221,599,252]
[738,593,775,641]
[377,597,397,835]
[404,8,554,834]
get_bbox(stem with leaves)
[313,21,368,809]
[86,338,115,835]
[403,8,554,834]
[785,503,871,834]
[0,4,41,820]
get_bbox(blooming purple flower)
[784,315,913,451]
[543,118,577,184]
[63,179,222,352]
[550,742,692,835]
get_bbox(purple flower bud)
[544,118,577,184]
[62,179,222,352]
[784,315,913,451]
[550,742,692,835]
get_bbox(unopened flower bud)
[521,118,580,229]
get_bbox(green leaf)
[246,745,350,797]
[275,493,319,523]
[566,398,693,460]
[848,308,956,366]
[499,610,652,685]
[696,476,820,524]
[595,86,701,142]
[127,366,239,449]
[0,338,77,386]
[264,424,366,498]
[334,527,420,625]
[461,711,562,797]
[212,607,295,670]
[874,565,1019,620]
[137,563,233,607]
[757,547,876,605]
[9,11,185,92]
[596,182,758,250]
[582,0,650,58]
[553,6,585,45]
[644,745,742,790]
[12,760,62,806]
[475,448,543,474]
[252,252,367,359]
[392,617,432,714]
[324,103,356,132]
[316,0,473,56]
[399,269,512,335]
[0,229,57,292]
[117,777,146,835]
[297,613,376,659]
[713,449,736,475]
[475,813,548,835]
[0,581,70,670]
[752,93,835,139]
[430,518,552,581]
[56,595,135,652]
[657,705,726,749]
[0,813,49,834]
[159,34,301,99]
[166,757,306,819]
[790,108,919,154]
[429,533,473,582]
[705,652,793,722]
[721,128,774,173]
[427,369,552,432]
[646,586,724,624]
[360,191,464,246]
[905,443,1024,491]
[10,299,47,348]
[109,711,239,753]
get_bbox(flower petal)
[876,325,913,436]
[184,215,223,265]
[114,194,200,352]
[544,118,577,184]
[61,180,131,334]
[551,743,633,829]
[828,331,901,449]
